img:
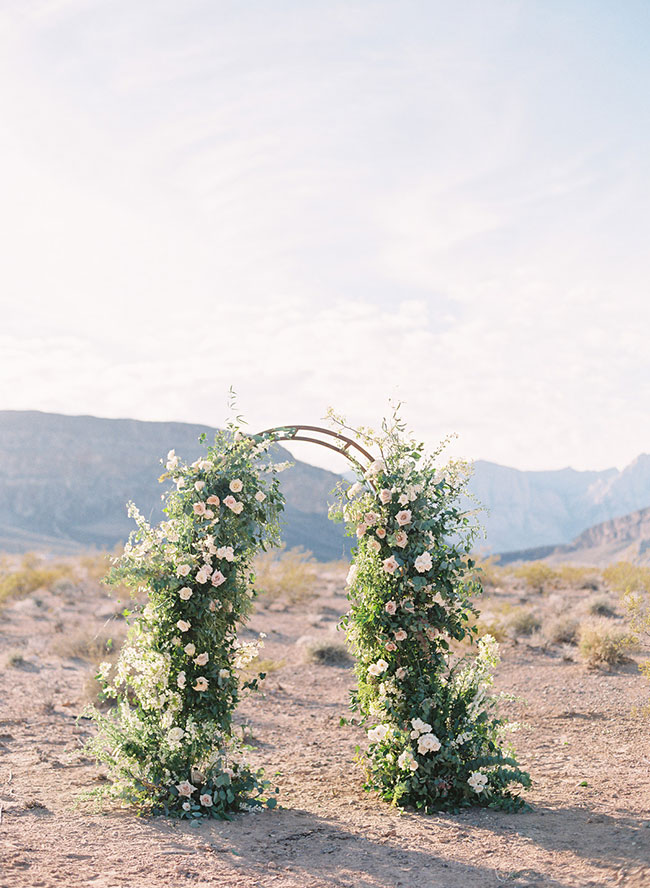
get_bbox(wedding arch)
[87,411,530,819]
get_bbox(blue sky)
[1,1,649,473]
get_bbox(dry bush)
[4,649,26,668]
[505,606,542,637]
[603,562,650,594]
[513,561,559,594]
[51,627,124,662]
[303,640,352,666]
[472,555,507,589]
[252,546,318,608]
[0,553,76,606]
[586,594,617,618]
[578,619,631,667]
[556,565,601,590]
[545,615,580,644]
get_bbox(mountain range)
[0,411,648,563]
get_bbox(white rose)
[177,564,191,577]
[211,570,226,587]
[184,643,196,656]
[382,555,399,574]
[182,801,191,811]
[194,481,206,492]
[199,793,213,807]
[347,482,364,499]
[346,564,358,587]
[177,620,191,632]
[168,727,184,743]
[176,780,196,797]
[255,490,266,502]
[195,566,210,584]
[194,652,209,666]
[364,459,386,479]
[166,450,179,470]
[396,510,412,526]
[217,546,235,562]
[417,733,441,755]
[229,479,243,493]
[397,750,416,770]
[176,671,187,688]
[414,551,433,573]
[398,492,410,506]
[193,502,207,516]
[378,488,392,504]
[179,587,193,600]
[367,538,381,554]
[367,724,390,742]
[468,771,488,793]
[367,659,388,677]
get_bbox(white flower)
[468,771,488,793]
[397,750,417,770]
[166,450,179,470]
[217,546,235,562]
[184,643,196,656]
[195,566,210,584]
[211,569,226,587]
[177,620,191,632]
[168,727,185,743]
[417,733,441,755]
[365,459,386,479]
[229,479,243,493]
[177,564,191,577]
[367,538,381,554]
[346,564,358,587]
[398,492,410,506]
[197,459,211,471]
[395,509,412,526]
[367,659,388,677]
[347,481,364,499]
[194,480,206,492]
[176,478,186,490]
[382,555,399,574]
[171,636,182,646]
[395,666,406,680]
[410,717,432,737]
[356,524,368,538]
[199,793,213,807]
[193,676,208,692]
[219,668,230,679]
[176,671,187,689]
[367,724,390,742]
[255,490,266,502]
[414,551,433,573]
[179,586,193,600]
[194,652,209,666]
[176,780,196,797]
[193,502,207,517]
[378,488,392,504]
[182,801,191,811]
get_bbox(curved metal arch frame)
[254,424,378,482]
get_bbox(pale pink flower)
[382,555,399,574]
[396,667,407,680]
[229,479,243,493]
[195,566,210,584]
[177,564,191,577]
[194,480,206,492]
[396,509,412,526]
[176,671,186,688]
[367,659,388,676]
[385,641,397,652]
[176,780,196,798]
[398,492,410,506]
[217,546,235,562]
[194,652,209,666]
[204,509,214,519]
[207,495,220,506]
[394,629,408,642]
[385,600,397,615]
[211,570,226,587]
[199,793,213,807]
[394,530,408,548]
[367,538,381,554]
[208,600,217,612]
[356,524,368,538]
[176,620,191,632]
[184,643,196,656]
[193,502,207,516]
[378,489,392,504]
[255,490,266,502]
[230,501,244,515]
[179,587,193,600]
[364,511,380,526]
[414,551,433,573]
[376,527,386,539]
[193,676,208,692]
[223,495,237,510]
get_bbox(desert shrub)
[504,607,541,637]
[51,628,123,662]
[5,649,26,668]
[545,616,579,644]
[303,640,352,666]
[578,620,631,667]
[586,594,617,618]
[0,555,75,606]
[603,562,650,594]
[513,562,559,593]
[557,565,601,590]
[253,546,317,608]
[472,556,507,589]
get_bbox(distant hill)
[0,411,352,561]
[498,506,650,567]
[1,411,648,560]
[470,455,650,553]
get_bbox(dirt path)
[1,569,649,887]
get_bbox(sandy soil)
[1,567,650,888]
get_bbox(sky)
[1,0,649,474]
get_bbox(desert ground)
[1,555,649,888]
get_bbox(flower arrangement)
[328,407,531,812]
[85,425,286,819]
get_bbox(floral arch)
[87,412,530,819]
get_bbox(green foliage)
[85,426,286,818]
[327,406,530,812]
